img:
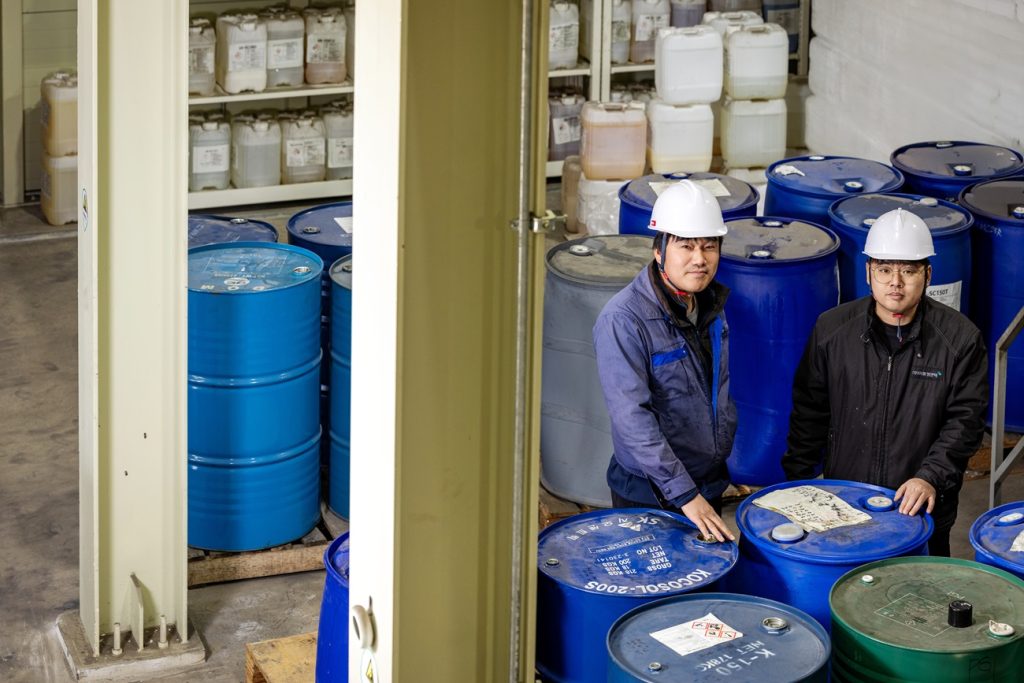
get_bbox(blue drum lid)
[958,177,1024,222]
[767,155,904,198]
[970,501,1024,569]
[187,214,278,248]
[621,172,758,213]
[188,242,322,293]
[538,509,738,597]
[324,533,350,584]
[891,141,1024,180]
[330,255,353,289]
[286,201,354,248]
[736,479,933,563]
[608,593,829,681]
[722,217,839,262]
[546,235,653,286]
[829,193,973,236]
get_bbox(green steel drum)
[829,557,1024,682]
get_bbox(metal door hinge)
[509,210,565,234]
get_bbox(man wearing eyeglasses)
[782,208,988,556]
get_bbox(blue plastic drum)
[607,593,830,682]
[619,172,759,236]
[764,155,904,225]
[187,242,323,551]
[316,533,350,683]
[970,501,1024,581]
[723,479,933,630]
[828,193,974,310]
[716,217,839,486]
[187,214,278,248]
[959,178,1024,432]
[536,508,738,683]
[891,140,1024,201]
[329,256,353,519]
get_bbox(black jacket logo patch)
[911,367,944,381]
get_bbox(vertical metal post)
[990,305,1024,509]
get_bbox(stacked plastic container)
[577,101,647,235]
[231,114,281,188]
[649,25,721,173]
[721,22,788,173]
[549,1,580,71]
[216,13,268,94]
[190,112,231,191]
[188,19,216,96]
[670,0,707,27]
[631,0,671,63]
[322,102,355,180]
[282,114,327,184]
[548,92,585,161]
[304,8,348,85]
[263,9,305,88]
[40,70,78,226]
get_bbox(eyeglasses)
[870,265,926,284]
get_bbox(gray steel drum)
[541,236,652,507]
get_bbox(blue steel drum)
[537,508,738,683]
[764,155,904,225]
[891,140,1024,201]
[188,242,323,551]
[716,217,839,485]
[607,593,830,682]
[969,501,1024,581]
[618,172,759,236]
[960,178,1024,431]
[187,214,278,248]
[316,533,350,683]
[287,201,355,423]
[828,193,974,310]
[328,256,353,519]
[723,479,933,630]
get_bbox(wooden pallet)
[245,631,316,683]
[189,507,349,588]
[966,430,1023,479]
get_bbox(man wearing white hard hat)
[593,181,737,543]
[783,208,988,556]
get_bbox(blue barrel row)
[186,208,354,553]
[534,479,934,683]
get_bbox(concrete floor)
[1,200,1022,681]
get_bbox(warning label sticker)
[926,281,962,311]
[650,612,743,658]
[753,485,871,533]
[1011,529,1024,553]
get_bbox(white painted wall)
[805,0,1024,161]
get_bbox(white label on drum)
[307,36,343,64]
[635,14,669,42]
[229,42,266,72]
[551,115,581,146]
[285,139,326,167]
[549,23,579,52]
[334,216,354,233]
[190,46,214,75]
[193,144,230,174]
[268,38,304,69]
[753,485,871,532]
[1011,529,1024,552]
[650,613,743,658]
[328,137,354,167]
[692,178,732,198]
[926,281,962,311]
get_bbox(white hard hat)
[863,208,936,260]
[649,180,728,238]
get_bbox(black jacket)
[782,296,988,498]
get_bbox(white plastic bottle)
[305,9,347,85]
[577,173,624,235]
[655,26,723,105]
[725,23,789,100]
[646,99,714,173]
[580,101,647,180]
[549,1,580,71]
[720,97,787,169]
[548,93,585,162]
[631,0,671,64]
[188,19,216,96]
[190,119,231,191]
[216,14,268,94]
[701,9,763,36]
[609,0,632,65]
[263,10,305,88]
[40,70,78,157]
[41,152,78,225]
[232,118,281,188]
[670,0,707,27]
[281,115,327,184]
[322,106,355,180]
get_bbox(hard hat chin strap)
[658,233,691,300]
